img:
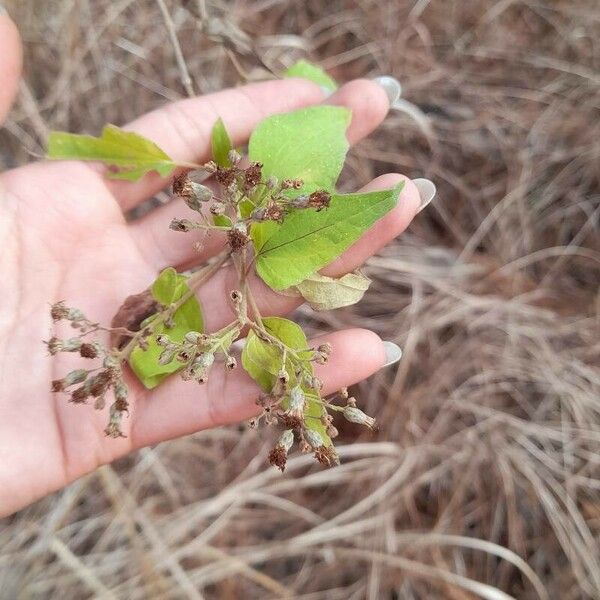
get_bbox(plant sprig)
[46,90,400,470]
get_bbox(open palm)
[0,16,420,516]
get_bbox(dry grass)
[1,0,600,598]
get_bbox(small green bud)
[284,386,305,421]
[228,149,241,165]
[67,308,85,322]
[197,353,215,369]
[158,349,176,365]
[291,194,309,208]
[184,331,202,344]
[103,355,119,369]
[304,429,324,449]
[343,406,377,430]
[64,369,88,386]
[169,218,196,232]
[251,207,267,221]
[279,429,294,451]
[184,182,213,211]
[156,334,171,347]
[114,381,128,402]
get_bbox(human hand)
[0,12,428,516]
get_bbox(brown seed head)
[71,386,89,404]
[227,225,250,252]
[90,370,113,397]
[215,166,236,188]
[308,190,331,211]
[80,343,98,359]
[263,201,285,223]
[314,445,339,467]
[243,162,263,190]
[172,172,190,196]
[51,380,64,393]
[268,445,288,472]
[50,301,70,321]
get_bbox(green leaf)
[254,184,403,290]
[248,105,351,195]
[211,117,233,167]
[242,317,308,391]
[213,214,232,228]
[289,271,371,311]
[241,317,331,446]
[248,105,351,269]
[47,125,178,181]
[284,59,338,92]
[129,268,203,389]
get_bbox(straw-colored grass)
[1,1,599,598]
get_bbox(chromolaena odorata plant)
[45,102,401,471]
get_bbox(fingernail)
[413,178,437,212]
[372,76,402,105]
[319,85,334,98]
[383,341,402,367]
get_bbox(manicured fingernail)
[372,76,402,105]
[383,341,402,367]
[413,178,437,212]
[320,85,334,98]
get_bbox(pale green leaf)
[248,105,351,195]
[241,317,309,391]
[254,184,403,290]
[129,268,203,389]
[289,271,371,311]
[284,59,338,92]
[47,125,178,181]
[241,317,331,446]
[213,214,232,228]
[211,117,233,167]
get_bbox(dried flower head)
[282,178,303,190]
[227,223,249,252]
[80,342,98,359]
[210,201,226,215]
[268,429,294,471]
[169,218,196,232]
[215,166,236,188]
[70,385,90,404]
[263,201,286,223]
[243,162,262,191]
[50,301,70,321]
[89,370,113,397]
[308,190,331,211]
[314,444,339,467]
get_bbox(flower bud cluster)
[48,303,132,437]
[156,325,240,385]
[261,341,378,471]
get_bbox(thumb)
[0,6,22,124]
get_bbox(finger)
[0,9,22,125]
[325,78,390,145]
[129,79,392,270]
[130,328,387,448]
[106,79,325,211]
[194,174,420,331]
